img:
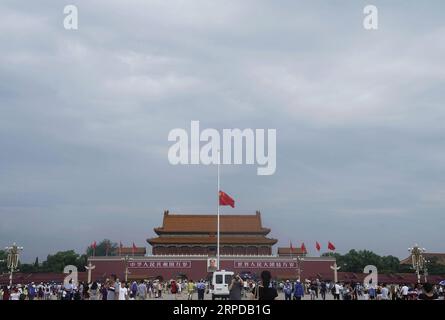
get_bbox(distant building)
[277,247,305,257]
[116,247,146,257]
[400,252,445,266]
[147,210,277,256]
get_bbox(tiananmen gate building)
[88,211,336,281]
[148,211,277,256]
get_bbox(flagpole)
[217,149,220,270]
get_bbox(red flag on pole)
[301,242,307,254]
[316,241,321,252]
[91,241,96,256]
[132,242,137,256]
[328,241,336,251]
[290,241,294,253]
[119,241,123,256]
[219,190,235,208]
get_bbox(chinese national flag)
[290,241,294,253]
[316,241,321,252]
[301,242,307,254]
[219,190,235,208]
[91,241,96,250]
[132,242,137,255]
[328,241,336,251]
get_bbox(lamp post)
[294,256,304,280]
[423,259,430,283]
[330,262,341,283]
[408,244,426,284]
[122,255,132,282]
[5,243,23,287]
[85,262,96,284]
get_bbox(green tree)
[41,250,81,273]
[323,250,402,274]
[426,257,445,275]
[0,250,7,273]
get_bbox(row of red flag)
[291,241,336,254]
[90,241,138,256]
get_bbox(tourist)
[10,287,20,300]
[2,286,10,300]
[28,282,36,300]
[197,279,206,300]
[171,280,178,299]
[229,274,243,300]
[293,279,304,300]
[418,283,439,300]
[342,283,352,300]
[119,282,128,300]
[243,278,249,297]
[283,280,292,301]
[333,282,341,300]
[251,270,278,300]
[157,281,163,298]
[381,284,389,300]
[309,280,317,300]
[64,280,74,300]
[107,275,117,300]
[187,280,195,300]
[390,284,398,300]
[400,283,409,300]
[368,285,376,300]
[137,280,147,300]
[320,281,327,300]
[147,281,153,298]
[90,281,99,300]
[130,281,138,299]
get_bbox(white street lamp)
[4,242,23,287]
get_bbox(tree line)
[322,249,445,274]
[0,239,118,274]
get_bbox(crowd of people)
[277,279,444,300]
[0,276,210,301]
[1,274,444,300]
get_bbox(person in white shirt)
[401,284,409,300]
[119,282,128,300]
[381,284,389,300]
[10,288,20,300]
[334,282,342,300]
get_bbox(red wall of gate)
[89,257,335,282]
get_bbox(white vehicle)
[210,270,234,300]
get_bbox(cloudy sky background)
[1,0,444,261]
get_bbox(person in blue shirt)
[293,280,304,300]
[197,279,206,300]
[283,280,292,300]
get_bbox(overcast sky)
[1,1,444,262]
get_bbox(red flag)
[132,242,137,255]
[301,242,307,254]
[328,241,336,251]
[119,241,123,256]
[316,241,321,252]
[290,241,294,253]
[219,190,235,208]
[91,241,96,256]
